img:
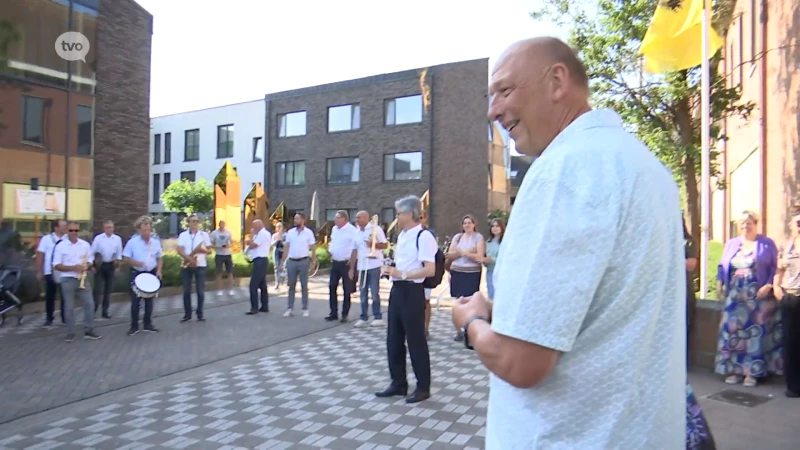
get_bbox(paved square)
[0,312,488,450]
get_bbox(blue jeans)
[182,267,206,318]
[486,267,495,300]
[359,267,382,321]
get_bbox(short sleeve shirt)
[36,233,64,275]
[210,229,233,256]
[487,110,686,449]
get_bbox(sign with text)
[15,189,65,215]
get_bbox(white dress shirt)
[52,238,93,279]
[250,228,272,258]
[329,222,358,262]
[36,232,64,275]
[486,109,685,449]
[178,230,212,267]
[91,232,123,263]
[285,227,316,259]
[122,235,162,272]
[392,223,437,283]
[357,223,387,271]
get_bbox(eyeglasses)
[68,229,80,233]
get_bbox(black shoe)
[127,327,140,336]
[454,332,464,342]
[246,311,258,316]
[84,329,102,340]
[259,308,269,313]
[786,390,800,398]
[65,333,75,343]
[197,317,206,322]
[180,316,191,323]
[325,315,338,322]
[102,314,111,319]
[143,325,159,333]
[43,320,53,329]
[406,390,430,404]
[340,316,349,323]
[375,385,408,398]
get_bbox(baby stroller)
[0,264,24,325]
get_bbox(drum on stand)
[131,272,161,299]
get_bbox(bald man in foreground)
[452,37,685,449]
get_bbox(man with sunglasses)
[52,222,101,342]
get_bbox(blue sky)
[135,0,566,118]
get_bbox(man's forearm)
[469,320,514,382]
[374,242,389,250]
[157,258,163,272]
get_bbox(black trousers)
[130,269,154,328]
[783,293,800,394]
[387,281,430,391]
[94,262,115,315]
[329,260,352,317]
[44,274,64,323]
[249,257,269,312]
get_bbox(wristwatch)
[462,315,489,350]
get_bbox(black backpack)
[416,228,445,289]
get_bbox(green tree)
[160,178,214,215]
[531,0,750,274]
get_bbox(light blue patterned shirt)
[122,235,162,273]
[488,110,686,449]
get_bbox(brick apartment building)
[712,0,800,243]
[264,59,495,239]
[0,0,152,239]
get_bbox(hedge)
[95,247,331,294]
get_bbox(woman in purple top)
[714,211,780,387]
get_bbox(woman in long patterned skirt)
[714,211,780,387]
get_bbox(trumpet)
[182,241,208,268]
[78,253,90,289]
[366,215,380,259]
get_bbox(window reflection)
[77,104,92,156]
[384,152,422,181]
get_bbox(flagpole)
[699,0,711,297]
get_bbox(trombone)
[78,252,90,289]
[182,241,209,268]
[360,215,380,290]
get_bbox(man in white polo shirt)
[326,210,358,323]
[246,219,272,315]
[281,213,316,317]
[354,210,388,328]
[36,219,66,327]
[177,214,211,322]
[376,195,437,404]
[452,37,685,449]
[53,221,101,342]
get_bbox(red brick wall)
[93,0,153,239]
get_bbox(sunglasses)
[68,229,80,233]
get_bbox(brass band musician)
[177,214,211,322]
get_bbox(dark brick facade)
[93,0,153,239]
[264,59,488,240]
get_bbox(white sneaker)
[354,320,369,328]
[217,291,224,296]
[283,309,293,317]
[370,319,385,327]
[302,309,310,317]
[228,289,235,296]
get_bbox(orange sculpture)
[213,162,242,248]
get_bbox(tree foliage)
[160,178,214,215]
[531,0,752,267]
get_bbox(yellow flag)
[639,0,723,74]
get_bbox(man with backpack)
[375,195,445,404]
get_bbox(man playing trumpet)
[177,214,211,322]
[52,222,101,342]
